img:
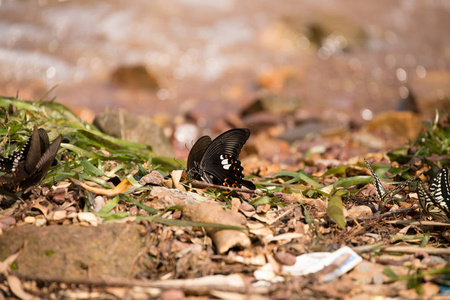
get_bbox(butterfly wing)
[24,126,45,174]
[199,128,255,190]
[364,159,386,200]
[23,134,62,194]
[417,180,449,222]
[187,135,212,180]
[0,129,34,174]
[429,168,450,212]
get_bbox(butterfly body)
[187,128,255,190]
[364,159,421,202]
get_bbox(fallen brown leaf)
[71,177,133,196]
[183,202,251,254]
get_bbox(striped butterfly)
[417,168,450,222]
[364,159,421,202]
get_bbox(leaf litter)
[0,97,449,299]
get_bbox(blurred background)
[0,0,449,159]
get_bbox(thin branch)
[9,272,270,294]
[188,180,264,196]
[385,220,450,227]
[317,206,421,226]
[382,246,450,255]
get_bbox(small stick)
[9,272,270,294]
[382,246,450,255]
[317,206,421,226]
[188,180,264,196]
[385,220,450,227]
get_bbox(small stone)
[78,212,99,226]
[129,206,139,216]
[139,171,165,186]
[347,205,373,219]
[35,216,47,227]
[24,216,36,224]
[51,210,67,221]
[0,217,16,230]
[160,289,185,300]
[93,196,105,212]
[274,251,297,266]
[240,201,255,212]
[172,210,182,219]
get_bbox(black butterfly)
[0,126,62,193]
[187,128,255,190]
[417,168,450,222]
[364,159,421,202]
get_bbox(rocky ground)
[0,97,449,299]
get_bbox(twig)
[188,180,264,196]
[317,206,421,226]
[9,272,270,294]
[385,220,450,227]
[382,246,450,255]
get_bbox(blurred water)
[0,0,449,122]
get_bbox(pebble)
[24,216,36,224]
[54,210,67,221]
[78,212,99,226]
[93,196,105,212]
[35,216,47,227]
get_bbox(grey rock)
[94,109,173,157]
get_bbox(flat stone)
[0,223,146,280]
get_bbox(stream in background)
[0,0,449,126]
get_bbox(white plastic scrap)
[254,246,362,284]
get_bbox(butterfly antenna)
[173,157,187,171]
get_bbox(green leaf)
[383,267,399,279]
[275,171,323,188]
[250,195,272,205]
[322,165,348,177]
[126,195,159,215]
[420,232,430,248]
[326,195,346,229]
[61,143,96,158]
[137,216,247,230]
[320,176,373,193]
[81,160,107,177]
[96,195,120,216]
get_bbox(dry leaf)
[7,275,40,300]
[170,170,186,190]
[183,203,251,253]
[71,177,132,196]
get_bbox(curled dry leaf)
[71,177,132,196]
[170,170,185,190]
[7,275,40,300]
[182,202,251,254]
